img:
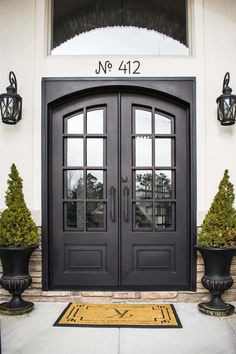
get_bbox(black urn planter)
[0,244,38,315]
[196,246,236,316]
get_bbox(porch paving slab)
[120,303,236,354]
[0,302,119,354]
[0,302,235,354]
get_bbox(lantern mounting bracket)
[9,71,17,93]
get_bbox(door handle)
[123,186,129,222]
[109,186,116,222]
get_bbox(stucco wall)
[0,0,36,215]
[0,0,236,303]
[1,0,236,225]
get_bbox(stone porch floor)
[0,302,236,354]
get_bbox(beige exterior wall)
[0,0,236,302]
[0,0,236,225]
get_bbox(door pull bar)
[110,186,116,222]
[123,186,129,222]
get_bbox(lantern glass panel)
[0,95,21,124]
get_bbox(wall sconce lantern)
[0,71,22,125]
[216,72,236,126]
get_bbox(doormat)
[53,303,182,328]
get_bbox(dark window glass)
[87,170,104,199]
[134,170,153,199]
[155,202,175,229]
[86,202,106,230]
[65,170,84,199]
[64,202,84,230]
[155,170,174,199]
[134,202,153,230]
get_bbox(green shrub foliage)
[0,164,39,247]
[198,169,236,248]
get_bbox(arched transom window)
[51,0,189,55]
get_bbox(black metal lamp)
[0,71,22,124]
[216,72,236,126]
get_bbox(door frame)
[42,77,196,291]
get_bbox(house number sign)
[95,60,141,75]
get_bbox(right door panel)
[120,93,189,288]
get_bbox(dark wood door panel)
[50,93,119,286]
[120,93,189,287]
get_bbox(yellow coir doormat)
[53,303,182,328]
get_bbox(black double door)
[50,91,189,289]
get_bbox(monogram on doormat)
[54,303,182,328]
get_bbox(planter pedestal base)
[0,300,34,315]
[196,246,236,317]
[198,302,235,317]
[0,245,38,315]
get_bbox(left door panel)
[50,93,119,287]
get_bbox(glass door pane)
[63,106,107,232]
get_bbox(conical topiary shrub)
[198,169,236,248]
[0,164,39,247]
[0,164,39,314]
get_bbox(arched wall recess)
[42,78,196,291]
